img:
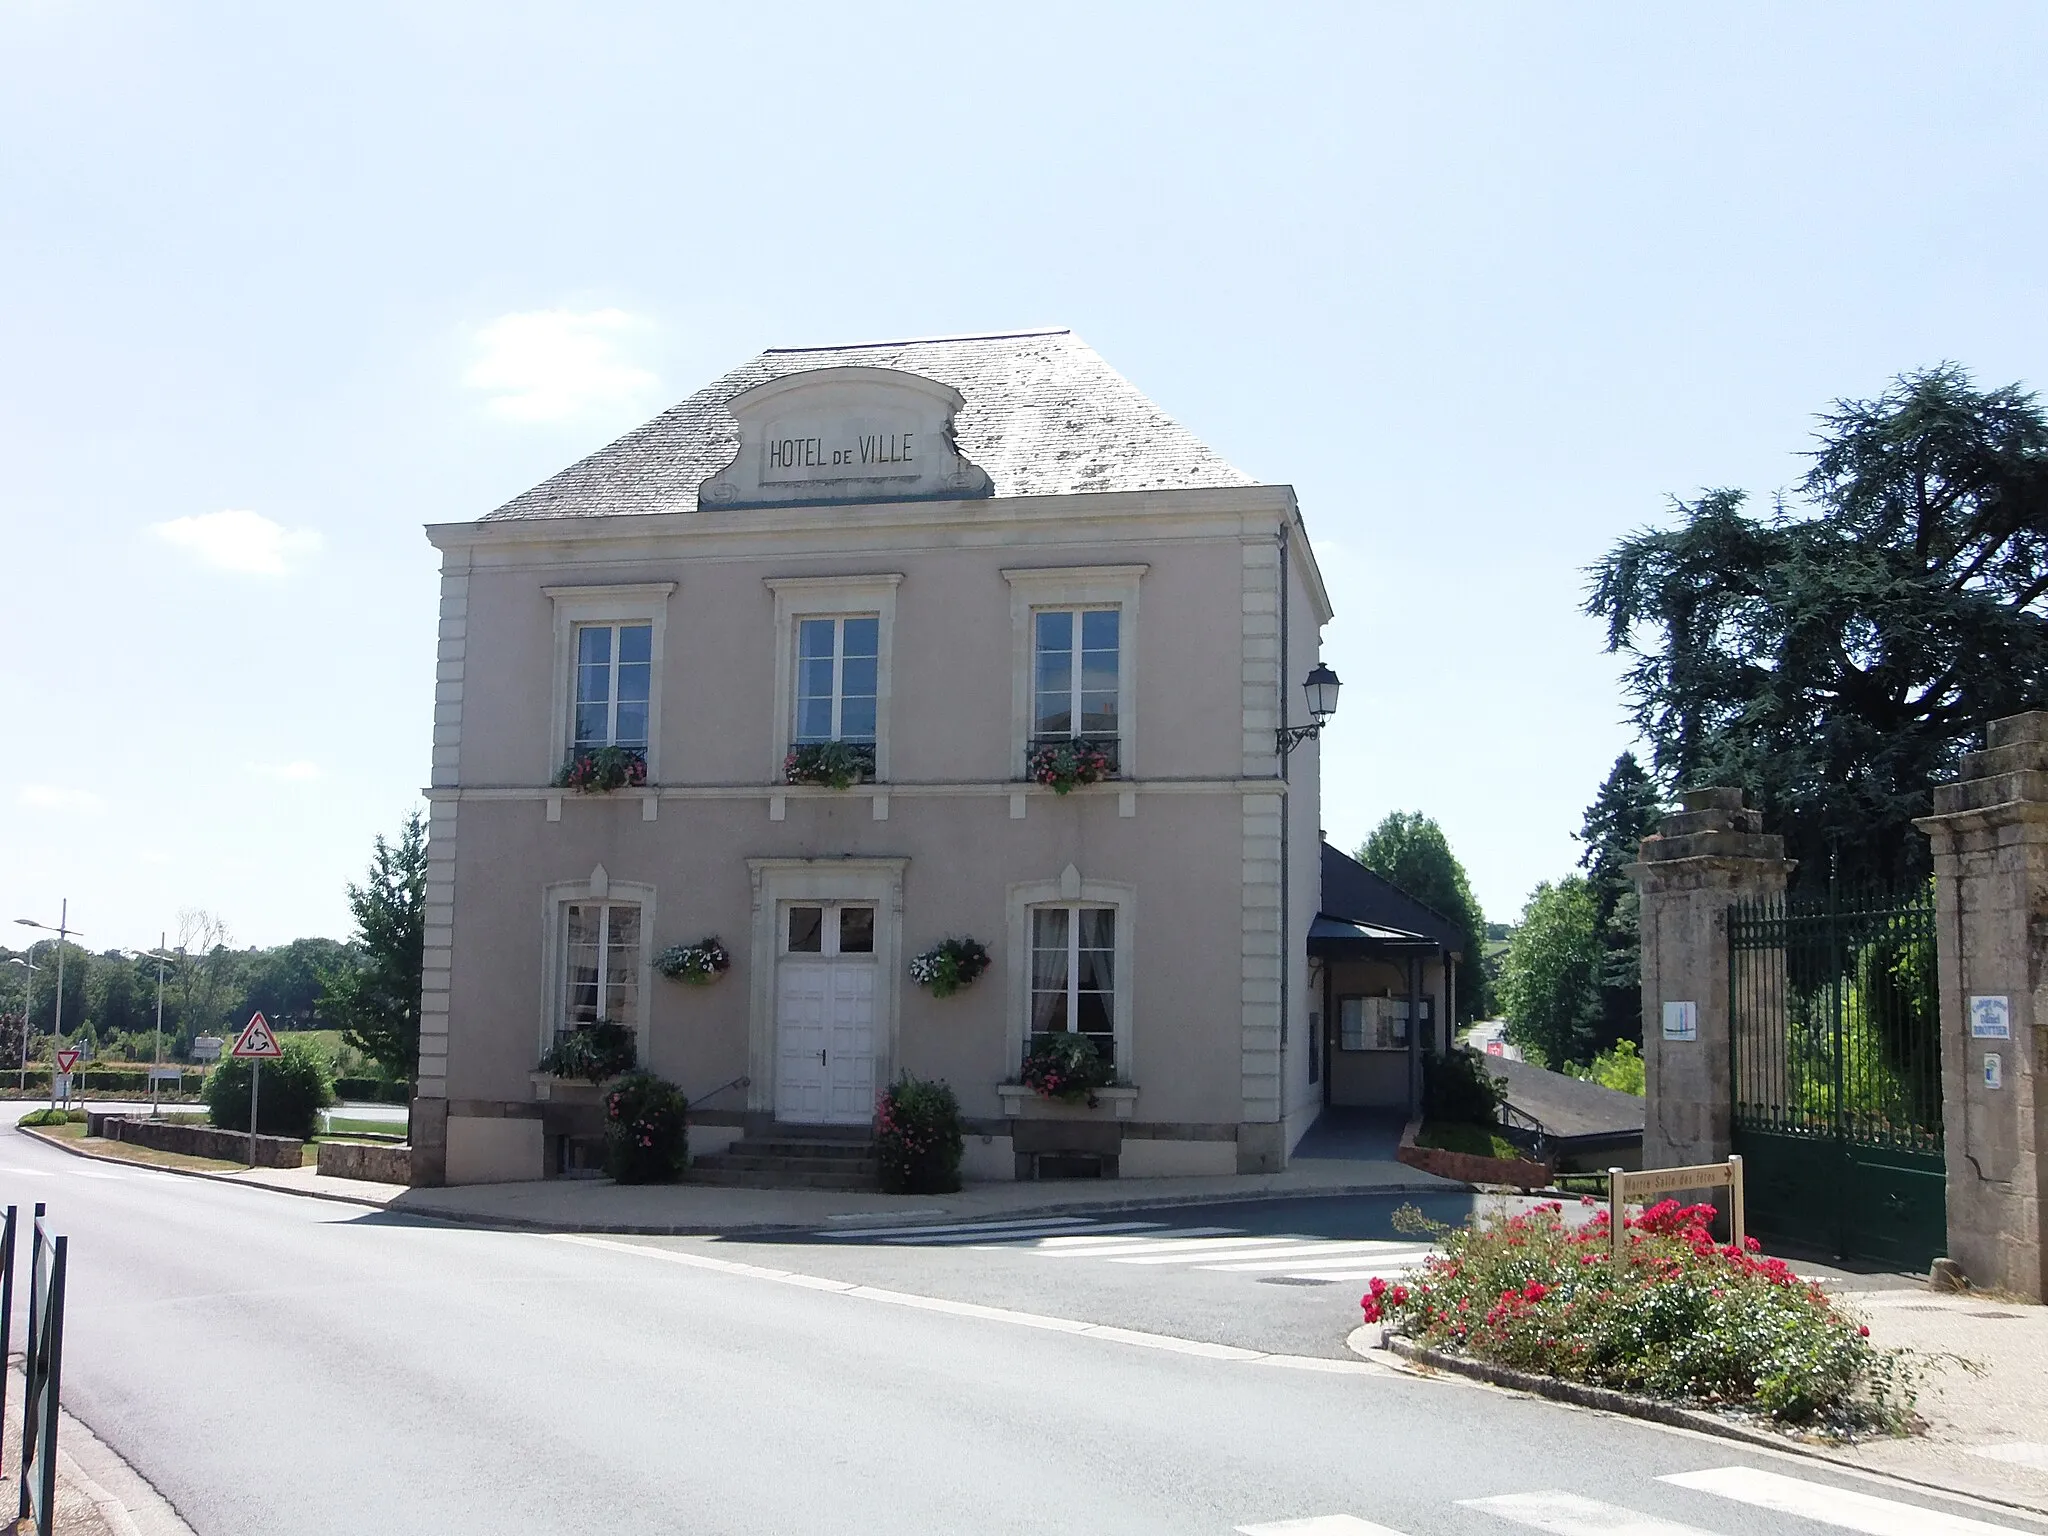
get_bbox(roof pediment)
[697,366,993,510]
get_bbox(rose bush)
[876,1075,964,1194]
[603,1070,689,1184]
[1363,1198,1913,1433]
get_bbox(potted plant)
[537,1020,638,1083]
[875,1075,965,1194]
[554,746,648,793]
[784,740,876,789]
[1027,741,1115,795]
[656,937,731,985]
[908,937,990,998]
[1018,1032,1115,1107]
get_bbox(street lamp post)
[4,954,33,1092]
[15,900,80,1109]
[126,937,176,1118]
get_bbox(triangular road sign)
[231,1012,283,1060]
[53,1049,80,1074]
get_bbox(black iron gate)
[1728,882,1945,1271]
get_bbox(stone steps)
[691,1134,879,1190]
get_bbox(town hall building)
[411,328,1389,1186]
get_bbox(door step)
[691,1135,879,1190]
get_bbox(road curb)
[14,1124,394,1213]
[389,1176,1476,1239]
[1355,1329,2048,1520]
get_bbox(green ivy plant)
[538,1020,638,1083]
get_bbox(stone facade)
[1916,710,2048,1300]
[1632,788,1792,1168]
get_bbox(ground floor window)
[1030,905,1116,1067]
[1338,995,1432,1051]
[564,901,641,1030]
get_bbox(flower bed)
[1364,1199,1914,1434]
[876,1075,964,1194]
[604,1071,688,1184]
[908,937,990,997]
[554,746,647,793]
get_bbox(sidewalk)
[3,1363,196,1536]
[1823,1285,2048,1515]
[386,1154,1463,1234]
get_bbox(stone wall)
[315,1140,413,1184]
[86,1113,303,1169]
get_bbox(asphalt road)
[2,1114,2040,1536]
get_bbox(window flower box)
[554,746,648,794]
[536,1020,637,1084]
[1026,738,1117,795]
[656,937,730,986]
[784,740,877,790]
[997,1084,1140,1121]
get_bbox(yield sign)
[53,1049,80,1074]
[231,1012,283,1060]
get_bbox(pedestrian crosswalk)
[1234,1463,2035,1535]
[812,1214,1436,1283]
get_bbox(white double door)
[775,903,879,1126]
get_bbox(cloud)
[151,509,323,576]
[248,760,321,782]
[465,308,660,423]
[18,785,103,814]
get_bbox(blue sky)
[4,3,2045,953]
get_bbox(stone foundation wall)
[316,1140,413,1183]
[87,1113,303,1169]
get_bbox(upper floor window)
[1032,608,1119,748]
[795,616,879,743]
[573,623,652,753]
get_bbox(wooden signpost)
[1607,1156,1746,1262]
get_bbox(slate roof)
[483,328,1256,521]
[1488,1057,1646,1140]
[1316,843,1466,956]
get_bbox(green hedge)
[205,1040,335,1140]
[10,1067,207,1095]
[333,1077,412,1104]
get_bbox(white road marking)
[0,1168,55,1178]
[1460,1489,1720,1534]
[901,1221,1167,1246]
[1040,1233,1288,1259]
[817,1215,1108,1239]
[1237,1515,1417,1535]
[1166,1242,1429,1270]
[1660,1466,2031,1534]
[1969,1443,2048,1471]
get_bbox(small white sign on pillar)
[1661,1000,1698,1041]
[1970,995,2012,1039]
[1986,1054,2004,1090]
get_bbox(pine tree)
[1576,753,1665,1051]
[319,811,428,1082]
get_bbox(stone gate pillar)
[1916,710,2048,1300]
[1632,788,1793,1168]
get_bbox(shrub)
[1019,1033,1114,1105]
[602,1071,688,1184]
[1365,1198,1913,1432]
[204,1039,336,1140]
[18,1107,74,1127]
[1424,1046,1506,1125]
[538,1021,637,1083]
[908,937,990,998]
[876,1076,964,1194]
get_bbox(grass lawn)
[21,1123,254,1175]
[322,1115,406,1139]
[1417,1119,1531,1162]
